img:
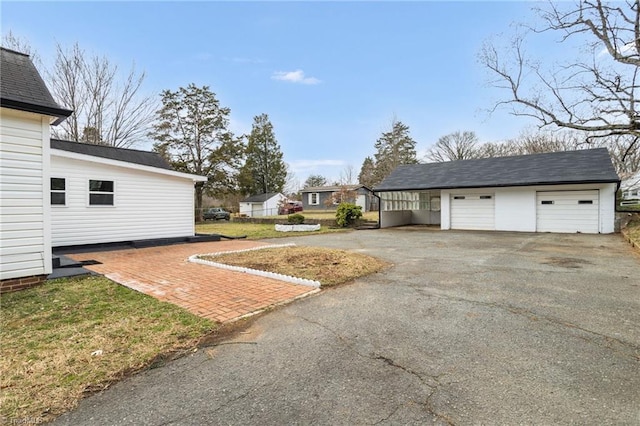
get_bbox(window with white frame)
[51,177,66,206]
[89,180,114,206]
[308,192,319,205]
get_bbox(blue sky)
[2,1,553,186]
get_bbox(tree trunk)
[195,182,204,222]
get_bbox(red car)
[279,201,303,215]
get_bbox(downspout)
[373,191,381,229]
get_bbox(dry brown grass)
[625,215,640,246]
[0,276,213,423]
[202,246,389,286]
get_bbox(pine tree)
[372,120,418,184]
[358,156,377,188]
[239,114,287,195]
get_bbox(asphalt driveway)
[54,229,639,425]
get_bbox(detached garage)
[375,149,620,234]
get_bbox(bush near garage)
[335,203,363,227]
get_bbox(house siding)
[440,183,617,234]
[239,194,283,217]
[301,188,373,211]
[50,154,196,246]
[0,108,52,280]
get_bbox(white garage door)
[536,190,599,233]
[450,194,495,230]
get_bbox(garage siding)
[440,184,616,234]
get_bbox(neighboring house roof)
[375,148,620,192]
[0,47,72,124]
[51,139,207,182]
[302,184,371,193]
[51,139,172,170]
[242,192,282,203]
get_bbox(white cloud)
[271,69,321,85]
[224,56,264,64]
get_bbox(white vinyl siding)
[0,109,52,279]
[450,194,495,230]
[536,190,599,233]
[50,154,196,247]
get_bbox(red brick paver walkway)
[67,241,318,323]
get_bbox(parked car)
[203,207,231,221]
[278,201,303,215]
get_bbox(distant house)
[300,185,376,212]
[0,47,206,291]
[239,192,286,217]
[374,149,620,234]
[620,172,640,202]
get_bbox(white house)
[239,192,286,217]
[0,48,206,290]
[50,139,207,247]
[0,48,72,289]
[620,172,640,203]
[375,149,620,234]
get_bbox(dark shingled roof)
[243,192,281,203]
[51,139,172,170]
[0,47,72,124]
[374,148,620,192]
[301,184,370,193]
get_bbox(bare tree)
[49,43,155,148]
[426,131,480,162]
[480,1,640,157]
[1,31,41,66]
[283,163,301,197]
[338,165,356,185]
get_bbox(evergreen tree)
[239,114,287,195]
[304,174,328,188]
[149,84,244,221]
[358,156,376,188]
[372,120,418,184]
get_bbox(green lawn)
[0,276,214,423]
[196,221,351,239]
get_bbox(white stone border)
[188,243,321,288]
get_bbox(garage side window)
[308,193,319,205]
[89,180,114,206]
[51,178,66,206]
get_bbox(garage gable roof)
[0,47,72,124]
[375,148,620,192]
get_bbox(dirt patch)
[201,246,389,286]
[542,257,593,268]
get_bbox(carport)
[374,149,620,234]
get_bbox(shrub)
[335,203,362,227]
[287,213,305,224]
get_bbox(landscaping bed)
[201,245,389,286]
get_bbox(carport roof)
[374,148,620,192]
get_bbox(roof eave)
[51,148,208,182]
[374,179,621,192]
[1,97,72,125]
